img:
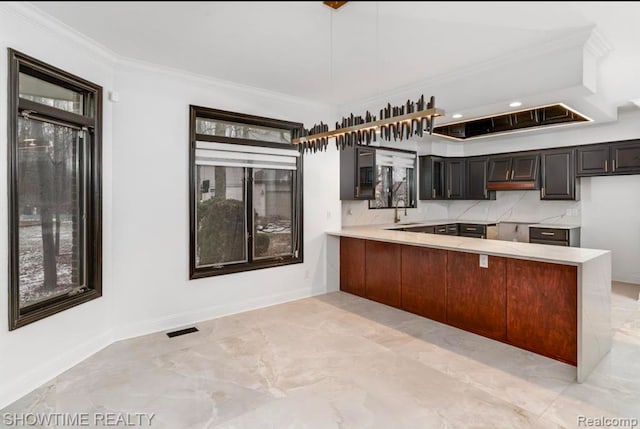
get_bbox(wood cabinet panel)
[401,247,447,323]
[446,159,466,199]
[466,157,495,200]
[365,241,402,307]
[611,140,640,174]
[506,259,577,365]
[511,154,540,181]
[541,148,577,200]
[487,157,512,183]
[576,144,609,177]
[419,155,445,200]
[340,237,366,296]
[446,251,506,341]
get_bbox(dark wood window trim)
[8,49,103,330]
[189,105,304,279]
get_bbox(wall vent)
[166,327,199,338]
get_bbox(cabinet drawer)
[434,225,449,234]
[529,238,569,247]
[403,226,436,234]
[459,224,486,235]
[529,228,568,242]
[446,224,459,235]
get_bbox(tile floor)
[2,282,639,428]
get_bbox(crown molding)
[341,26,598,112]
[0,2,119,64]
[1,2,331,111]
[584,27,613,60]
[116,56,331,110]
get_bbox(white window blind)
[196,141,299,170]
[376,150,416,169]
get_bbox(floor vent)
[166,327,199,338]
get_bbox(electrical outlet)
[479,254,488,268]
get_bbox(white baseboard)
[0,286,331,410]
[112,287,327,344]
[0,330,113,410]
[613,276,640,286]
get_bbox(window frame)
[189,105,304,279]
[8,49,103,330]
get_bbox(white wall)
[581,175,640,284]
[0,4,339,409]
[110,63,338,339]
[0,5,115,408]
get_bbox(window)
[190,106,303,279]
[8,49,102,330]
[368,149,417,209]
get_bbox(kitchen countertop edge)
[328,226,609,265]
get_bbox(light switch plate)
[479,254,488,268]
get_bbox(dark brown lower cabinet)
[446,251,506,341]
[339,237,365,297]
[365,240,402,307]
[506,259,577,365]
[337,238,579,367]
[401,247,447,323]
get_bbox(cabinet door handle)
[541,187,545,198]
[447,189,451,198]
[484,189,487,198]
[467,227,477,231]
[511,169,515,180]
[605,160,608,173]
[355,186,359,197]
[613,159,616,172]
[432,188,436,199]
[541,232,555,236]
[505,170,509,180]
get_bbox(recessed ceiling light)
[452,113,463,119]
[509,101,522,108]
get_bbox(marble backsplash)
[341,200,449,226]
[448,190,581,225]
[342,190,581,226]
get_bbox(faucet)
[394,198,407,223]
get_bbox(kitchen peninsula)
[326,224,612,382]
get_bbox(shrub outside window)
[189,106,303,279]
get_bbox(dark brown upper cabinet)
[611,140,640,174]
[576,144,609,176]
[487,153,540,190]
[340,145,376,200]
[445,159,466,199]
[466,157,496,200]
[419,155,446,200]
[540,148,578,200]
[577,140,640,177]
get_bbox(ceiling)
[29,2,640,109]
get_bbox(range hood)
[433,103,591,141]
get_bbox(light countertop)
[328,225,608,265]
[528,224,581,229]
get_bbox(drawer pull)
[541,232,555,236]
[466,227,477,231]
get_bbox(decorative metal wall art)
[292,95,443,153]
